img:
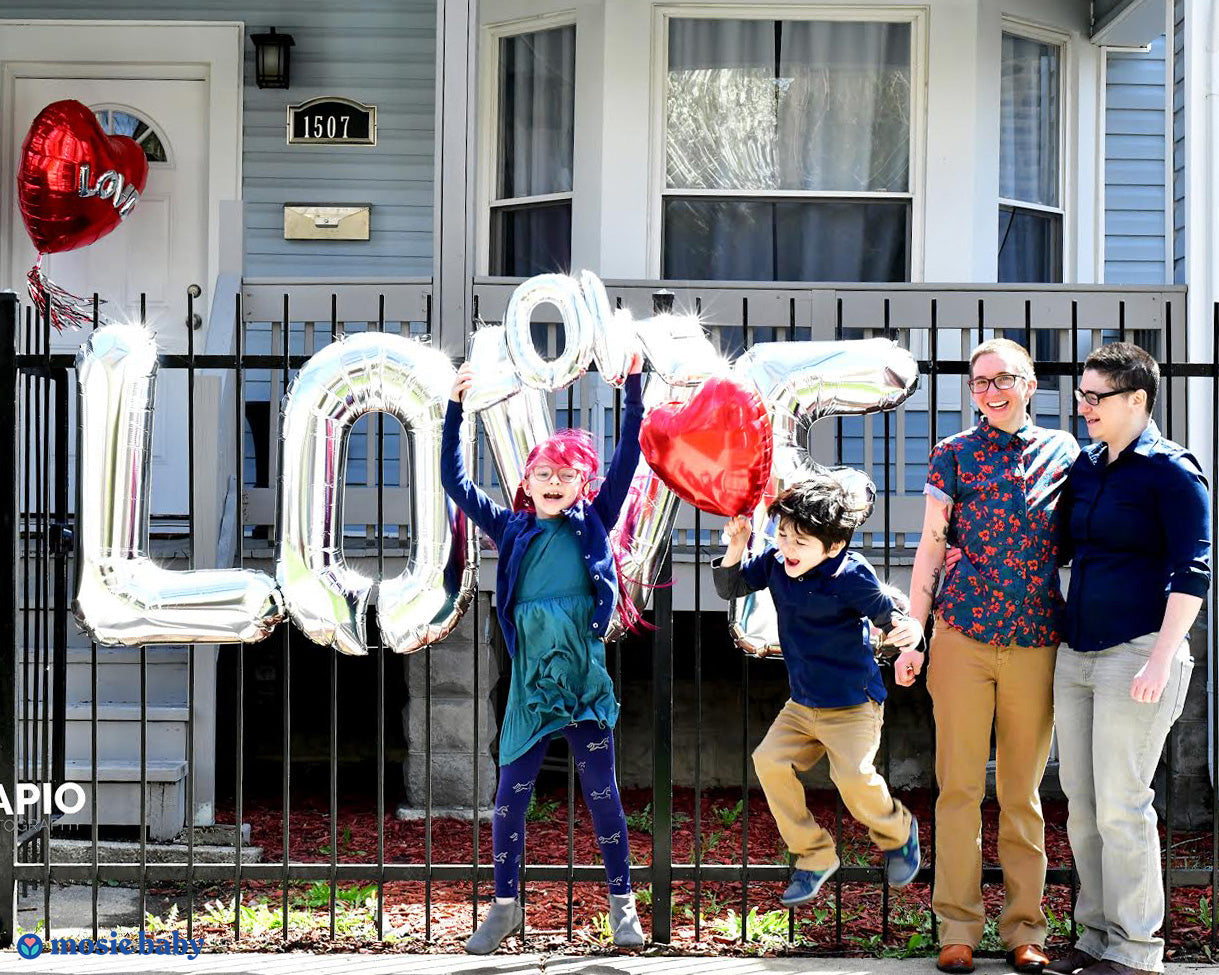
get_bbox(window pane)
[1000,33,1060,207]
[667,19,910,192]
[998,204,1062,283]
[498,26,575,199]
[663,198,909,282]
[490,201,572,276]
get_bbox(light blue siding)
[0,1,437,278]
[1173,0,1185,284]
[1104,35,1169,284]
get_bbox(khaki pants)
[1055,636,1193,972]
[752,699,912,872]
[927,618,1056,949]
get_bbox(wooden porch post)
[433,0,478,356]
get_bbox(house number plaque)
[287,96,377,146]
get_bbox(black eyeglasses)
[1074,387,1135,406]
[966,373,1025,394]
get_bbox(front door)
[8,76,209,513]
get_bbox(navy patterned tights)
[492,720,631,897]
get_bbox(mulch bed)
[174,787,1215,959]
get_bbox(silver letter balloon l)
[277,333,476,655]
[74,324,285,645]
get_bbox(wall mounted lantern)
[251,27,294,89]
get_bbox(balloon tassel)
[27,255,101,331]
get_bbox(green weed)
[714,799,744,827]
[525,793,560,822]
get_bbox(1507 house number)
[287,96,377,146]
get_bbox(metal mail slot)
[284,204,370,241]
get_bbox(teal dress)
[498,515,620,765]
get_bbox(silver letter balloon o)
[277,333,476,656]
[74,323,285,645]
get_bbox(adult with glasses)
[1046,342,1210,975]
[909,339,1079,975]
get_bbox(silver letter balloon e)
[727,339,920,655]
[73,323,285,645]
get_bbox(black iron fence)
[0,282,1215,956]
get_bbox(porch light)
[251,27,294,89]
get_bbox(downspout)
[1184,0,1219,787]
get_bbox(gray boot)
[465,900,523,955]
[608,892,644,947]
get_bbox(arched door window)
[92,107,169,164]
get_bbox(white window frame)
[998,17,1072,283]
[477,11,578,277]
[647,4,929,281]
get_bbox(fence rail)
[0,280,1213,958]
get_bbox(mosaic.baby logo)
[19,931,204,959]
[16,933,41,959]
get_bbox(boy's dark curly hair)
[766,473,860,550]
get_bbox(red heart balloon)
[640,376,774,517]
[17,99,148,255]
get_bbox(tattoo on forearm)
[922,566,942,601]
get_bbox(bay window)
[662,16,914,282]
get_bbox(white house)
[0,0,1212,838]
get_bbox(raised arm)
[592,359,645,526]
[712,516,770,599]
[439,364,511,544]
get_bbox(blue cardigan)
[440,373,644,658]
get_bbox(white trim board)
[0,20,244,317]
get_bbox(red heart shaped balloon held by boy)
[17,99,148,255]
[640,376,773,517]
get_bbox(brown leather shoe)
[1007,944,1050,973]
[938,944,975,973]
[1045,949,1100,975]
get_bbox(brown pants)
[927,618,1057,948]
[753,699,912,872]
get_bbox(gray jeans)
[1053,634,1193,973]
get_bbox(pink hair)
[513,429,644,633]
[512,429,599,514]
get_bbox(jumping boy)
[714,474,924,906]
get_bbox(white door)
[8,77,209,514]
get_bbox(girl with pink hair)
[440,355,645,954]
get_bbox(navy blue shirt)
[713,547,894,708]
[1061,421,1211,653]
[440,373,644,659]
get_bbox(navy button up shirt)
[713,547,894,708]
[1061,421,1211,653]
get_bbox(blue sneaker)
[885,815,920,887]
[779,862,839,906]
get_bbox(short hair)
[767,474,859,550]
[969,338,1035,379]
[1083,341,1159,413]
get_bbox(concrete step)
[55,760,188,840]
[64,646,189,704]
[19,646,190,705]
[37,837,263,864]
[63,704,189,763]
[19,703,189,764]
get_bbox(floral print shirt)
[926,419,1079,647]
